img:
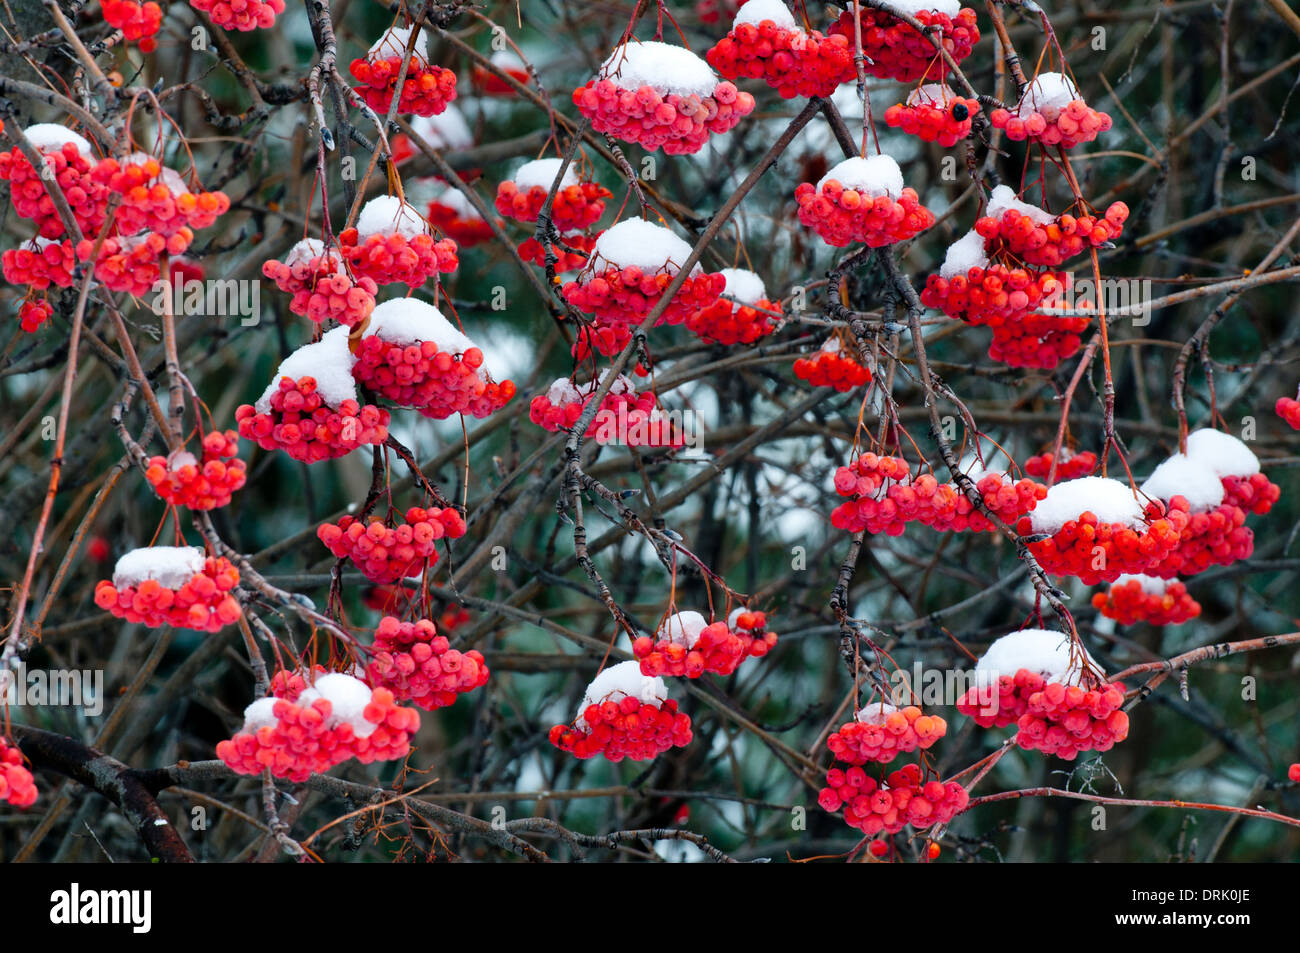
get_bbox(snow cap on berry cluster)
[591,218,702,275]
[718,268,766,306]
[407,107,473,151]
[973,628,1101,687]
[938,229,990,279]
[855,700,904,723]
[576,660,668,730]
[254,326,357,413]
[112,546,206,589]
[364,297,478,357]
[1184,428,1260,477]
[1014,72,1080,122]
[22,124,93,156]
[818,155,904,199]
[296,672,382,738]
[1140,453,1225,511]
[885,0,961,15]
[598,41,720,99]
[369,25,432,66]
[656,610,710,648]
[512,157,579,191]
[986,184,1055,225]
[284,238,330,267]
[907,83,955,107]
[1029,476,1146,534]
[1113,573,1169,595]
[355,195,429,240]
[733,0,798,30]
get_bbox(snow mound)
[1140,454,1225,511]
[939,229,990,279]
[973,628,1101,686]
[657,610,710,648]
[592,218,701,275]
[365,298,478,356]
[241,697,280,733]
[735,0,799,30]
[1015,72,1080,121]
[255,326,357,413]
[1113,573,1168,595]
[297,672,380,738]
[906,83,954,107]
[433,187,484,219]
[407,107,473,151]
[987,184,1055,225]
[719,268,766,305]
[546,371,634,405]
[576,660,668,730]
[355,195,428,240]
[598,41,719,100]
[855,701,901,724]
[513,157,579,192]
[113,546,206,590]
[368,26,431,67]
[885,0,961,16]
[23,124,92,156]
[1029,476,1145,534]
[1185,428,1260,478]
[285,238,328,267]
[818,155,904,198]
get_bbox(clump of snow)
[113,546,206,590]
[1029,476,1146,534]
[513,157,579,192]
[598,41,719,100]
[939,229,990,279]
[547,371,634,405]
[241,697,280,733]
[407,107,473,151]
[490,49,525,70]
[1185,428,1260,478]
[820,337,843,353]
[355,195,428,240]
[592,218,701,275]
[546,378,585,406]
[23,124,92,156]
[1114,573,1168,595]
[368,25,431,66]
[657,610,710,647]
[725,607,745,628]
[855,701,901,724]
[818,155,904,198]
[433,187,485,220]
[907,83,954,107]
[973,628,1101,687]
[734,0,799,30]
[885,0,961,16]
[255,326,358,413]
[576,660,668,729]
[1015,72,1080,121]
[298,672,379,738]
[719,268,766,305]
[285,238,328,267]
[987,184,1055,225]
[365,298,478,356]
[1140,454,1225,511]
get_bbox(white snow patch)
[987,184,1055,225]
[1015,72,1080,121]
[23,124,92,156]
[255,326,358,413]
[297,672,379,738]
[1185,428,1260,478]
[719,268,766,305]
[241,697,280,733]
[112,546,205,590]
[406,107,473,151]
[355,195,429,240]
[512,157,579,192]
[734,0,799,30]
[368,25,431,66]
[817,154,903,198]
[973,628,1102,686]
[657,610,710,648]
[592,218,701,275]
[285,238,328,267]
[939,229,990,279]
[1140,454,1225,511]
[364,298,478,356]
[1029,476,1145,534]
[1113,573,1168,595]
[597,41,718,100]
[576,660,668,730]
[855,701,901,724]
[906,83,954,107]
[882,0,961,16]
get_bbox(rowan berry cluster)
[338,226,459,290]
[352,336,516,420]
[528,375,678,447]
[1015,678,1130,761]
[989,74,1113,149]
[818,762,970,836]
[793,340,873,391]
[1018,497,1186,585]
[102,0,163,53]
[827,5,980,82]
[262,243,378,327]
[350,29,458,117]
[367,615,490,710]
[2,239,76,290]
[189,0,285,30]
[145,430,247,511]
[94,555,241,632]
[518,234,596,273]
[1276,395,1300,430]
[0,135,107,239]
[1143,497,1254,578]
[80,232,182,295]
[316,506,467,584]
[1092,575,1201,626]
[562,265,726,329]
[91,155,231,237]
[549,696,693,762]
[17,299,52,332]
[705,8,855,100]
[495,173,610,233]
[1024,449,1098,481]
[425,192,496,247]
[884,85,979,146]
[1221,473,1281,515]
[632,609,776,678]
[684,290,778,345]
[975,201,1128,268]
[827,704,948,765]
[0,739,37,809]
[795,170,934,247]
[920,262,1069,327]
[236,376,390,463]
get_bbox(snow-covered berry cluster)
[145,430,247,511]
[0,738,37,809]
[189,0,284,30]
[339,196,459,290]
[80,232,180,295]
[818,762,969,836]
[1024,448,1098,481]
[528,373,681,448]
[632,609,777,678]
[317,505,467,585]
[705,0,854,100]
[795,155,934,247]
[989,73,1112,149]
[974,186,1128,269]
[827,2,980,82]
[549,661,693,762]
[471,50,531,95]
[884,84,979,146]
[94,547,241,632]
[793,338,873,391]
[495,158,610,232]
[351,299,516,420]
[102,0,163,53]
[424,186,495,247]
[827,703,948,765]
[367,615,489,710]
[519,233,597,274]
[0,127,108,240]
[350,27,458,117]
[217,673,421,782]
[684,268,779,345]
[1092,574,1201,626]
[573,42,756,155]
[91,154,231,238]
[262,239,378,327]
[2,239,76,290]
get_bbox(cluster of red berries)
[2,240,76,290]
[572,76,755,155]
[471,57,530,95]
[1276,394,1300,430]
[18,299,53,332]
[528,378,678,447]
[827,6,980,82]
[1290,763,1300,783]
[0,739,37,809]
[338,227,458,290]
[1092,576,1201,626]
[827,704,948,765]
[519,234,596,273]
[0,140,107,240]
[988,310,1091,369]
[884,88,979,146]
[350,53,458,117]
[91,156,230,237]
[990,98,1112,149]
[218,678,421,783]
[189,0,285,30]
[425,195,495,247]
[1144,497,1254,578]
[921,263,1068,326]
[102,0,163,53]
[495,179,610,233]
[1018,502,1187,585]
[317,506,467,584]
[145,430,247,510]
[82,232,187,295]
[352,336,516,420]
[705,18,854,100]
[685,294,778,346]
[1221,472,1281,515]
[94,556,241,632]
[262,250,378,327]
[795,175,934,248]
[975,202,1128,268]
[793,343,873,391]
[236,376,390,463]
[367,615,489,710]
[562,266,725,328]
[1024,449,1098,481]
[632,611,776,678]
[549,696,693,762]
[819,762,970,836]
